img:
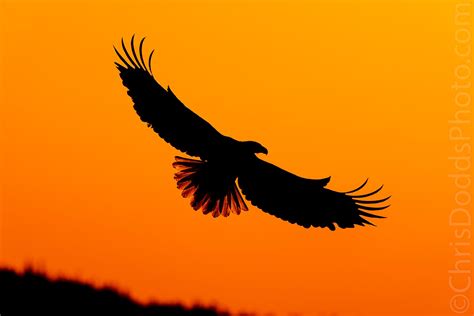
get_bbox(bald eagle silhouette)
[114,36,389,230]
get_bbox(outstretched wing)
[238,157,389,230]
[114,36,225,160]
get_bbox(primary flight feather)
[114,36,390,230]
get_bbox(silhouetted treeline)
[0,267,229,316]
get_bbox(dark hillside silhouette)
[0,267,229,316]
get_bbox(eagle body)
[115,36,389,230]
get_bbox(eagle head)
[243,141,268,155]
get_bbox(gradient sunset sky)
[1,0,472,315]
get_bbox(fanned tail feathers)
[172,156,248,217]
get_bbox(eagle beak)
[262,147,268,155]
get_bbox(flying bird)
[114,36,390,230]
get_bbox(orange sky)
[1,0,471,315]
